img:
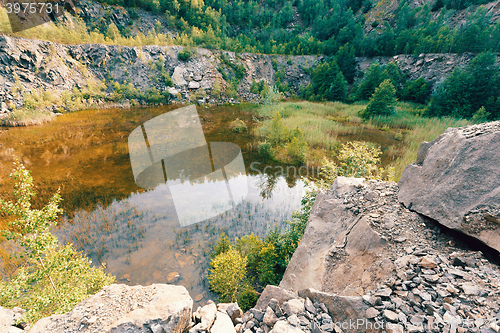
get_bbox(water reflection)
[56,174,305,305]
[128,105,249,226]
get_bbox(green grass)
[253,100,471,180]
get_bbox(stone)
[269,320,305,333]
[460,283,481,296]
[211,311,237,333]
[30,284,192,333]
[383,309,399,322]
[255,286,299,311]
[167,87,179,95]
[282,299,305,317]
[167,271,180,282]
[387,323,404,333]
[172,66,187,86]
[304,297,316,314]
[299,289,370,325]
[193,301,217,331]
[366,307,379,318]
[251,308,265,322]
[263,307,278,327]
[398,121,500,253]
[226,303,243,324]
[188,81,200,89]
[287,314,300,327]
[420,256,438,269]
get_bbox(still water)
[0,104,306,305]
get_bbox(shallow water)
[0,104,306,306]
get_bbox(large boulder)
[398,121,500,252]
[30,284,193,333]
[279,177,397,296]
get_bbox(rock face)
[30,284,193,333]
[399,121,500,253]
[280,177,401,296]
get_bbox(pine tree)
[359,79,397,119]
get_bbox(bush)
[400,77,431,104]
[286,134,308,164]
[207,247,247,302]
[178,48,192,61]
[359,79,397,119]
[472,106,490,124]
[257,141,273,159]
[0,162,114,324]
[238,290,259,312]
[211,80,222,98]
[229,118,247,132]
[226,79,239,99]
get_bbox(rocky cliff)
[1,35,499,116]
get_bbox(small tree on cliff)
[0,162,115,324]
[359,79,397,119]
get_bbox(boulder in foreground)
[30,284,193,333]
[398,121,500,253]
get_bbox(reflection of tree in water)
[256,173,278,199]
[56,203,153,265]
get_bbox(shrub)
[359,79,397,119]
[238,290,258,312]
[400,77,431,104]
[226,79,239,99]
[257,141,273,159]
[229,118,247,132]
[286,134,308,164]
[212,80,222,98]
[178,48,192,61]
[207,247,247,302]
[0,162,114,324]
[472,106,490,124]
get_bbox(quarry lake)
[0,104,308,305]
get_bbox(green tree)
[0,162,114,324]
[326,71,348,102]
[428,52,500,119]
[208,247,247,302]
[355,62,387,100]
[359,79,397,119]
[336,43,357,84]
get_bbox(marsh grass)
[254,101,471,179]
[2,109,54,126]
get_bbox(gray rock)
[167,87,179,95]
[211,311,237,333]
[269,320,305,333]
[280,177,393,296]
[366,307,379,319]
[398,121,500,253]
[226,303,243,324]
[282,299,305,317]
[304,297,316,314]
[383,309,399,322]
[193,301,217,331]
[255,286,299,311]
[30,284,192,333]
[263,307,279,327]
[188,81,200,89]
[299,288,370,325]
[172,67,187,86]
[250,309,265,322]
